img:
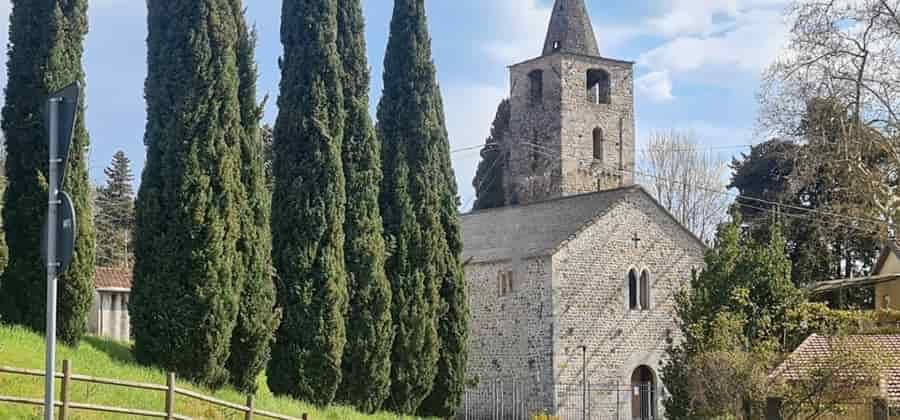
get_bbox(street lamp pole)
[580,345,588,420]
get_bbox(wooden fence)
[0,360,308,420]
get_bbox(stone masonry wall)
[464,255,555,417]
[552,193,706,419]
[559,55,635,193]
[505,52,635,207]
[506,55,564,206]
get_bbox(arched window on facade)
[529,70,544,104]
[593,127,604,161]
[628,269,639,311]
[631,366,658,420]
[587,69,611,104]
[640,270,651,310]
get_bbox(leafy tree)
[730,102,885,306]
[378,0,468,414]
[1,0,96,345]
[226,2,280,394]
[334,0,394,413]
[267,0,348,405]
[472,99,509,211]
[663,213,801,419]
[95,151,135,267]
[132,0,244,388]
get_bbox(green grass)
[0,325,425,419]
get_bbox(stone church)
[460,1,707,418]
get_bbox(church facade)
[460,1,707,418]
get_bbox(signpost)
[43,82,80,420]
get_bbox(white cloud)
[639,7,790,87]
[481,0,550,64]
[636,71,675,102]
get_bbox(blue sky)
[0,0,792,208]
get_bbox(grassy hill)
[0,325,425,419]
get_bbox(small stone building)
[460,1,707,418]
[88,267,132,342]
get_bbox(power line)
[452,142,755,155]
[496,141,895,235]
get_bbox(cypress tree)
[132,0,243,387]
[472,99,510,211]
[0,0,96,345]
[95,151,135,268]
[420,91,470,418]
[378,0,466,413]
[226,2,280,394]
[267,0,348,405]
[0,140,7,278]
[335,0,394,412]
[0,163,6,279]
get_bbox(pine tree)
[95,151,135,267]
[267,0,348,405]
[0,0,96,345]
[472,99,510,211]
[378,0,467,413]
[226,2,280,394]
[132,0,243,388]
[334,0,394,413]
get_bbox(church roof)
[542,0,600,57]
[462,185,643,261]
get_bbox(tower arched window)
[529,70,544,104]
[587,69,611,104]
[640,270,651,310]
[593,127,604,161]
[628,269,639,311]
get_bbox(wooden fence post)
[244,394,254,420]
[60,360,71,420]
[165,372,175,420]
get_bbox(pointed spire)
[542,0,600,56]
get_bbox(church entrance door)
[631,365,657,420]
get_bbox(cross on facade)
[632,233,641,249]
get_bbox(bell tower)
[503,0,635,205]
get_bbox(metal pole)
[44,97,61,420]
[581,345,587,420]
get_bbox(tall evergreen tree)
[226,2,280,394]
[420,91,470,417]
[378,0,467,413]
[132,0,243,388]
[0,162,6,280]
[95,151,135,267]
[335,0,394,413]
[472,99,510,211]
[0,136,7,279]
[0,0,96,345]
[267,0,348,405]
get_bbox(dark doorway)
[631,365,657,420]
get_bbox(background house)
[88,267,132,342]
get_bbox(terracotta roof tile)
[772,334,900,401]
[94,267,132,290]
